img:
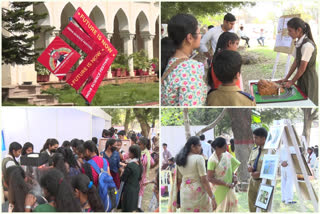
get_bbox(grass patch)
[241,46,291,93]
[161,178,318,212]
[42,82,159,106]
[2,101,34,106]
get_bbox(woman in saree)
[207,137,240,212]
[137,137,155,212]
[168,136,217,212]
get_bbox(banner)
[73,7,117,56]
[73,7,118,102]
[66,48,107,90]
[62,21,107,90]
[62,22,96,55]
[81,54,116,103]
[37,7,118,103]
[37,36,80,80]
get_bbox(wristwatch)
[25,205,32,209]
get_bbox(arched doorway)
[111,8,129,52]
[89,6,106,32]
[60,2,76,31]
[153,17,159,59]
[34,3,51,51]
[135,11,149,53]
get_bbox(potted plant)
[35,62,50,82]
[111,63,121,77]
[111,52,132,77]
[132,50,150,76]
[120,64,128,77]
[149,58,159,75]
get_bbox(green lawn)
[42,82,159,106]
[2,101,34,106]
[161,178,318,212]
[240,46,290,93]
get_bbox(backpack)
[87,158,120,212]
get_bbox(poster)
[260,154,279,180]
[274,14,300,54]
[37,36,80,80]
[255,184,274,210]
[264,125,284,149]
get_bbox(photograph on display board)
[255,184,274,210]
[260,154,279,180]
[160,1,318,107]
[2,1,159,106]
[1,107,159,212]
[264,125,284,149]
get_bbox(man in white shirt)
[280,144,296,204]
[238,25,250,48]
[199,13,236,60]
[199,134,212,160]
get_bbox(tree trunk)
[302,108,318,145]
[183,108,191,140]
[195,108,227,136]
[133,109,150,137]
[228,108,254,186]
[124,109,131,134]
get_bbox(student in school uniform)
[206,50,256,106]
[207,32,243,92]
[279,17,318,105]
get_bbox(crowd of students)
[2,128,159,212]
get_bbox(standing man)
[200,134,212,163]
[280,144,296,204]
[200,13,236,61]
[247,127,268,212]
[162,143,172,170]
[257,28,265,46]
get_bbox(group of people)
[166,136,240,212]
[165,127,317,212]
[237,25,266,48]
[2,130,159,212]
[161,12,318,106]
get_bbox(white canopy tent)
[1,107,111,155]
[161,126,215,157]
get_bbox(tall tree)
[258,108,302,126]
[228,108,253,185]
[161,108,184,126]
[124,109,132,133]
[103,109,124,126]
[133,108,159,137]
[2,2,53,65]
[195,109,227,136]
[161,2,255,22]
[302,108,318,145]
[183,108,191,140]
